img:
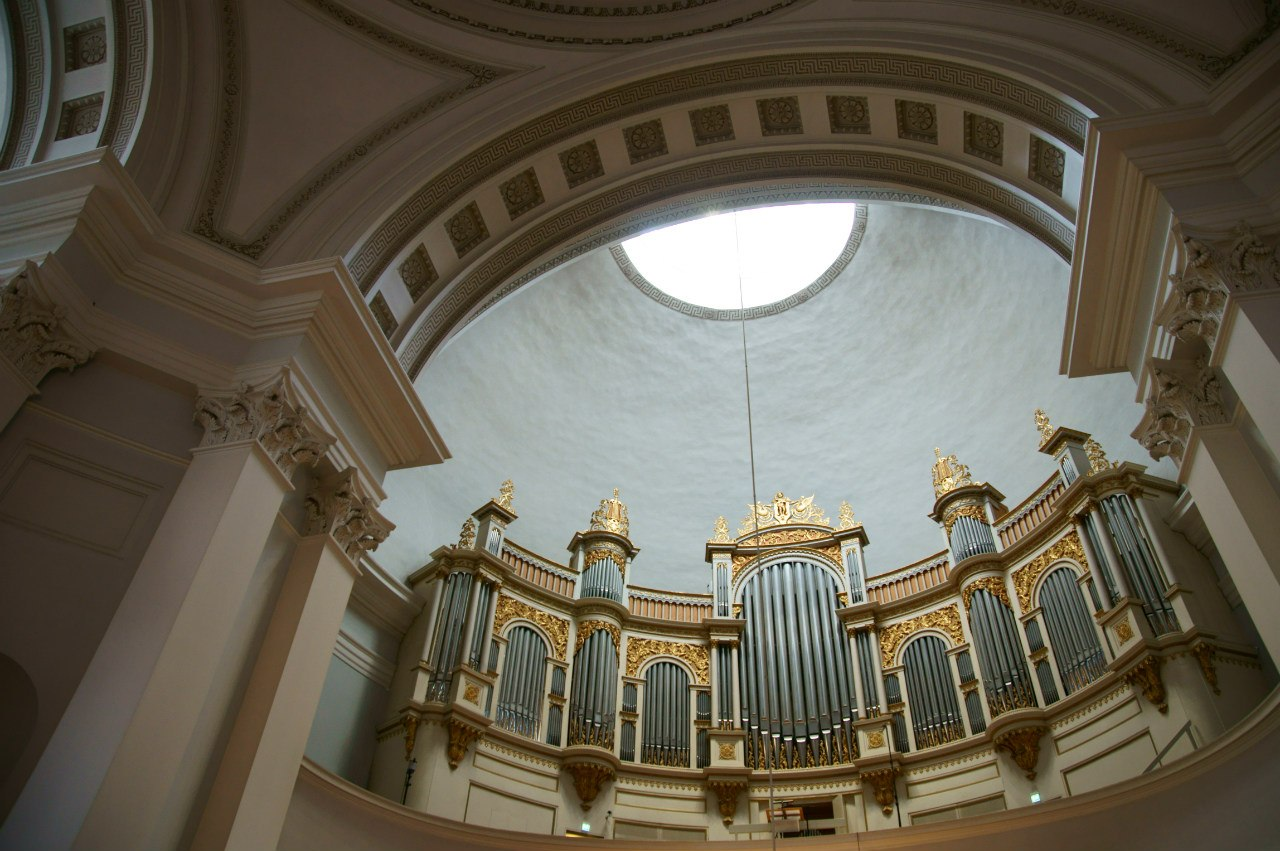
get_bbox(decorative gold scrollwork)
[625,637,710,684]
[961,576,1011,610]
[879,604,965,667]
[1011,532,1087,612]
[492,594,570,660]
[574,620,621,660]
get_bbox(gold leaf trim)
[1011,532,1087,612]
[492,594,570,660]
[879,604,964,667]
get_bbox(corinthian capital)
[1161,227,1279,348]
[304,467,393,561]
[194,372,333,478]
[0,265,94,385]
[1131,356,1227,464]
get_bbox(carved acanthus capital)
[446,719,483,769]
[1123,656,1168,713]
[194,373,332,477]
[995,726,1049,779]
[1161,227,1279,348]
[0,266,93,385]
[565,761,614,811]
[305,468,393,560]
[859,766,898,815]
[1132,356,1226,464]
[707,778,748,824]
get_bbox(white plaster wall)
[304,655,391,787]
[379,204,1176,591]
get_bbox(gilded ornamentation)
[838,501,857,530]
[1132,355,1227,465]
[1012,532,1087,612]
[589,488,629,536]
[961,576,1010,610]
[492,594,570,660]
[836,592,849,607]
[867,730,885,749]
[574,620,621,660]
[402,714,419,761]
[447,719,483,769]
[932,448,975,497]
[717,743,736,760]
[496,479,515,511]
[731,542,840,583]
[1193,644,1221,695]
[194,372,332,479]
[707,778,748,824]
[995,726,1048,780]
[710,515,730,543]
[1084,438,1117,474]
[738,492,830,536]
[566,762,614,810]
[943,502,989,536]
[584,545,626,574]
[0,268,94,386]
[732,604,743,618]
[463,680,481,704]
[625,638,709,684]
[1114,620,1134,645]
[1123,657,1168,713]
[1034,408,1053,447]
[879,604,965,667]
[459,516,477,549]
[860,767,898,815]
[305,468,393,559]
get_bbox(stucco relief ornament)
[1034,408,1054,447]
[304,468,393,559]
[589,488,629,536]
[931,447,974,497]
[496,479,515,511]
[0,268,93,385]
[838,501,857,530]
[739,492,829,536]
[710,515,730,543]
[194,373,332,478]
[1132,356,1226,464]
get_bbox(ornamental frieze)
[879,604,965,667]
[1012,532,1087,612]
[492,594,569,660]
[625,637,709,684]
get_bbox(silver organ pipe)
[427,571,474,700]
[1100,495,1179,634]
[967,589,1036,716]
[567,627,618,749]
[950,514,997,561]
[1039,567,1107,693]
[467,581,493,668]
[736,560,858,768]
[580,555,623,603]
[1079,511,1121,604]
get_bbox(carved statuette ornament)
[566,762,614,811]
[496,479,514,511]
[304,468,393,560]
[838,501,857,530]
[589,488,629,537]
[1123,656,1168,713]
[459,516,477,549]
[194,372,333,478]
[447,719,483,769]
[0,267,93,386]
[1034,408,1054,447]
[995,726,1049,779]
[932,447,975,498]
[710,515,730,543]
[739,492,830,536]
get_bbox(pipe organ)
[379,418,1268,836]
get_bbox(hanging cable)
[731,209,780,848]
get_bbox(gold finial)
[1084,437,1116,474]
[932,447,973,497]
[738,492,829,537]
[496,479,514,511]
[1034,409,1054,447]
[459,516,477,548]
[589,488,629,537]
[838,501,856,530]
[711,515,730,543]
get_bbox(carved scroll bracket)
[447,718,484,769]
[707,778,748,824]
[566,761,615,811]
[859,766,899,816]
[1123,656,1168,713]
[995,726,1049,779]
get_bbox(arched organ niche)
[568,623,619,748]
[965,583,1038,716]
[494,625,548,738]
[641,661,690,766]
[738,559,859,769]
[1038,567,1107,694]
[901,635,965,748]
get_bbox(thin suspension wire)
[731,210,779,847]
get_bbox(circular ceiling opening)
[619,202,860,316]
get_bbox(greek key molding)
[304,467,393,560]
[0,0,43,169]
[100,0,148,161]
[193,372,333,478]
[401,150,1074,377]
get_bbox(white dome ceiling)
[378,202,1173,591]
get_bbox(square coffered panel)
[399,244,439,302]
[369,292,398,338]
[55,93,104,140]
[757,96,803,136]
[559,140,605,188]
[446,201,490,257]
[827,96,870,134]
[1029,136,1066,195]
[64,18,107,71]
[623,119,668,164]
[689,105,734,145]
[895,99,937,144]
[964,112,1004,165]
[500,168,545,220]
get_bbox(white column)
[1218,290,1280,453]
[1182,421,1280,662]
